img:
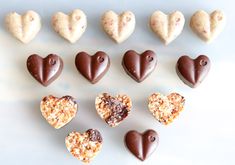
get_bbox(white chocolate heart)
[190,10,226,43]
[101,11,135,43]
[52,9,87,43]
[5,11,41,44]
[150,11,185,45]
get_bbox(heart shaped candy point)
[95,93,132,127]
[102,10,135,43]
[125,129,159,161]
[27,54,63,86]
[65,129,103,163]
[148,92,185,125]
[150,11,185,45]
[176,55,211,88]
[75,51,110,84]
[5,10,41,43]
[122,50,157,82]
[40,95,78,129]
[190,10,226,43]
[52,9,87,43]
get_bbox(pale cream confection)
[95,93,132,127]
[40,95,78,129]
[148,92,185,125]
[51,9,87,43]
[190,10,226,43]
[65,129,103,163]
[150,11,185,45]
[101,11,135,43]
[5,10,41,43]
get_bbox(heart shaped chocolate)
[125,129,159,161]
[27,54,63,86]
[95,93,132,127]
[101,11,135,43]
[65,129,103,163]
[40,95,78,129]
[190,10,226,43]
[5,10,41,43]
[75,51,110,84]
[150,11,185,45]
[148,92,185,125]
[52,9,87,43]
[122,50,157,82]
[176,55,211,88]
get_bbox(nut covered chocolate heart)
[176,55,211,88]
[95,93,132,127]
[190,10,226,43]
[75,51,110,84]
[27,54,63,86]
[122,50,157,82]
[65,129,103,163]
[40,95,78,129]
[148,92,185,125]
[125,129,159,161]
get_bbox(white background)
[0,0,235,165]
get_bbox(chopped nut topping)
[40,95,78,129]
[148,92,185,125]
[95,93,132,127]
[65,129,103,163]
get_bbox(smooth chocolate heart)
[125,129,159,161]
[26,54,63,86]
[75,51,110,84]
[122,50,157,82]
[176,55,210,88]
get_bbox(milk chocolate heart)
[148,92,185,125]
[95,93,132,127]
[122,50,157,82]
[150,11,185,45]
[176,55,211,88]
[52,9,87,43]
[65,129,103,163]
[27,54,63,86]
[40,95,78,129]
[190,10,226,43]
[101,11,135,43]
[125,129,159,161]
[75,51,110,84]
[5,10,41,43]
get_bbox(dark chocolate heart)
[75,51,110,84]
[125,129,159,161]
[122,50,157,82]
[26,54,63,86]
[176,55,210,88]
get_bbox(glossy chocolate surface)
[26,54,63,86]
[122,50,157,82]
[176,55,210,88]
[75,51,110,84]
[125,129,159,161]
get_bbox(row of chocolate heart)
[27,50,211,88]
[41,92,182,162]
[6,9,225,44]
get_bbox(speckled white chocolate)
[5,10,41,43]
[190,10,226,43]
[150,11,185,45]
[52,9,87,43]
[101,11,135,43]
